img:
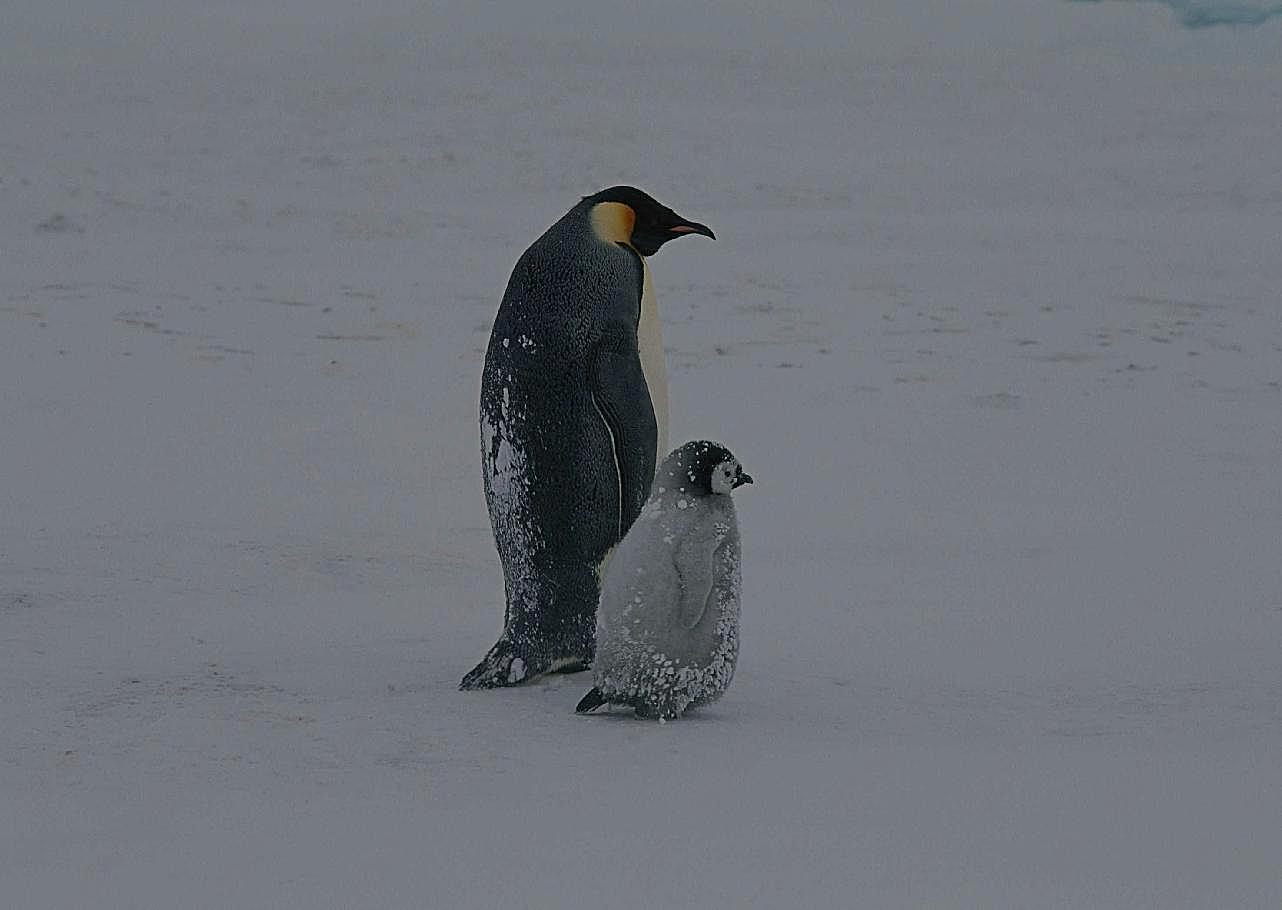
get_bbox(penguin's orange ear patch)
[590,202,636,245]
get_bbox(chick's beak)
[734,472,753,488]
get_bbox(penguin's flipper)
[674,536,718,630]
[592,341,659,535]
[575,687,607,714]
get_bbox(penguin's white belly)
[636,258,669,463]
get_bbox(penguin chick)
[576,441,753,720]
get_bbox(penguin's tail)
[575,687,607,714]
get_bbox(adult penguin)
[460,187,714,689]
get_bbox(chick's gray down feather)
[579,441,748,719]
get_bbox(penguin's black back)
[479,202,656,638]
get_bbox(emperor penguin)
[461,187,715,690]
[576,441,752,720]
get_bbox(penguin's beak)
[733,472,753,488]
[634,214,715,256]
[668,220,716,241]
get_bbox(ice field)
[3,2,1280,906]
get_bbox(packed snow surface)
[3,1,1280,907]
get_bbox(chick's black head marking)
[663,440,753,497]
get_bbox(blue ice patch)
[1069,0,1282,27]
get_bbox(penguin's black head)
[661,440,753,497]
[585,186,715,256]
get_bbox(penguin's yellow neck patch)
[590,202,636,245]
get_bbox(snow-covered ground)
[3,2,1280,906]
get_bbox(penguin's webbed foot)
[459,639,539,690]
[574,687,607,713]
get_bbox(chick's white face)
[710,459,741,496]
